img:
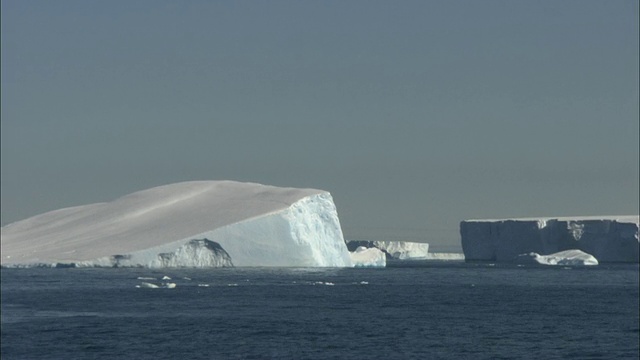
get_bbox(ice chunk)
[515,249,599,266]
[137,282,176,289]
[426,252,465,261]
[347,241,429,260]
[139,282,160,289]
[349,246,386,267]
[460,216,639,263]
[1,181,352,268]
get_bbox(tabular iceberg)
[347,241,430,260]
[1,181,352,268]
[460,216,639,263]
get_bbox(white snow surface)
[461,216,639,263]
[515,249,599,266]
[349,246,386,267]
[347,241,430,260]
[1,181,352,268]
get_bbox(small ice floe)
[162,275,172,280]
[137,281,176,289]
[313,281,335,286]
[137,277,156,280]
[324,282,335,286]
[138,282,160,289]
[197,284,210,287]
[360,281,369,285]
[183,277,192,281]
[227,283,238,287]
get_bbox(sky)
[1,0,638,251]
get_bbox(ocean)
[1,262,638,360]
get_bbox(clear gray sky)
[2,0,638,251]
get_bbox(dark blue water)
[2,262,638,360]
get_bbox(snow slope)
[460,216,639,263]
[1,181,352,268]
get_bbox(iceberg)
[349,246,386,267]
[425,252,465,261]
[346,241,430,260]
[1,181,352,268]
[460,216,639,263]
[514,249,599,266]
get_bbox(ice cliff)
[1,181,352,268]
[460,216,639,263]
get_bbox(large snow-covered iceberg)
[1,181,352,268]
[460,216,639,263]
[346,241,430,260]
[514,249,599,266]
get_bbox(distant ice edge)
[2,192,354,269]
